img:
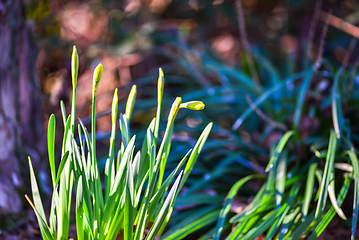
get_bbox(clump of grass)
[25,45,212,240]
[154,4,359,239]
[212,129,358,239]
[207,6,359,239]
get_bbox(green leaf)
[278,205,301,239]
[47,114,56,189]
[28,157,47,223]
[308,175,351,240]
[265,131,295,172]
[162,205,217,239]
[146,171,183,240]
[25,194,53,240]
[255,54,281,86]
[106,88,119,202]
[266,184,300,239]
[150,150,190,208]
[124,163,135,240]
[60,100,67,126]
[303,163,317,218]
[275,149,288,208]
[293,66,315,130]
[79,119,93,177]
[132,150,141,195]
[164,210,220,240]
[173,195,223,208]
[111,136,136,195]
[76,176,84,240]
[332,68,344,138]
[179,122,213,192]
[288,210,315,239]
[226,218,254,239]
[61,115,72,156]
[54,151,70,188]
[328,170,347,220]
[157,124,173,189]
[241,210,277,239]
[49,190,58,235]
[315,131,337,219]
[213,174,264,240]
[134,147,157,240]
[314,169,323,201]
[120,113,130,149]
[232,71,306,130]
[27,157,52,240]
[102,136,135,228]
[229,185,266,223]
[345,150,359,240]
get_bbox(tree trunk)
[0,0,45,215]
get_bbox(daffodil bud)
[158,68,164,103]
[180,101,205,110]
[168,97,182,126]
[71,45,79,88]
[125,85,137,121]
[111,88,118,125]
[93,63,103,96]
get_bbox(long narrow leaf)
[213,174,264,240]
[308,175,351,240]
[332,68,344,138]
[346,150,359,240]
[47,114,56,189]
[315,131,337,218]
[25,195,52,240]
[303,163,317,218]
[164,210,220,240]
[146,171,183,240]
[328,170,347,220]
[276,149,288,208]
[293,66,315,130]
[124,164,135,240]
[265,131,294,172]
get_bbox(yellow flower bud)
[125,85,137,121]
[158,68,164,103]
[71,45,79,88]
[180,101,205,110]
[168,97,182,126]
[93,63,103,96]
[111,88,118,125]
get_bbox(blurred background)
[1,0,359,239]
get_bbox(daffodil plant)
[26,46,212,240]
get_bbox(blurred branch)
[320,11,359,38]
[308,0,322,60]
[315,10,330,68]
[235,0,261,92]
[342,37,357,68]
[245,95,287,131]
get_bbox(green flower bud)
[168,97,182,126]
[158,68,164,103]
[180,101,205,110]
[71,45,79,88]
[125,85,137,121]
[93,63,103,96]
[111,88,118,125]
